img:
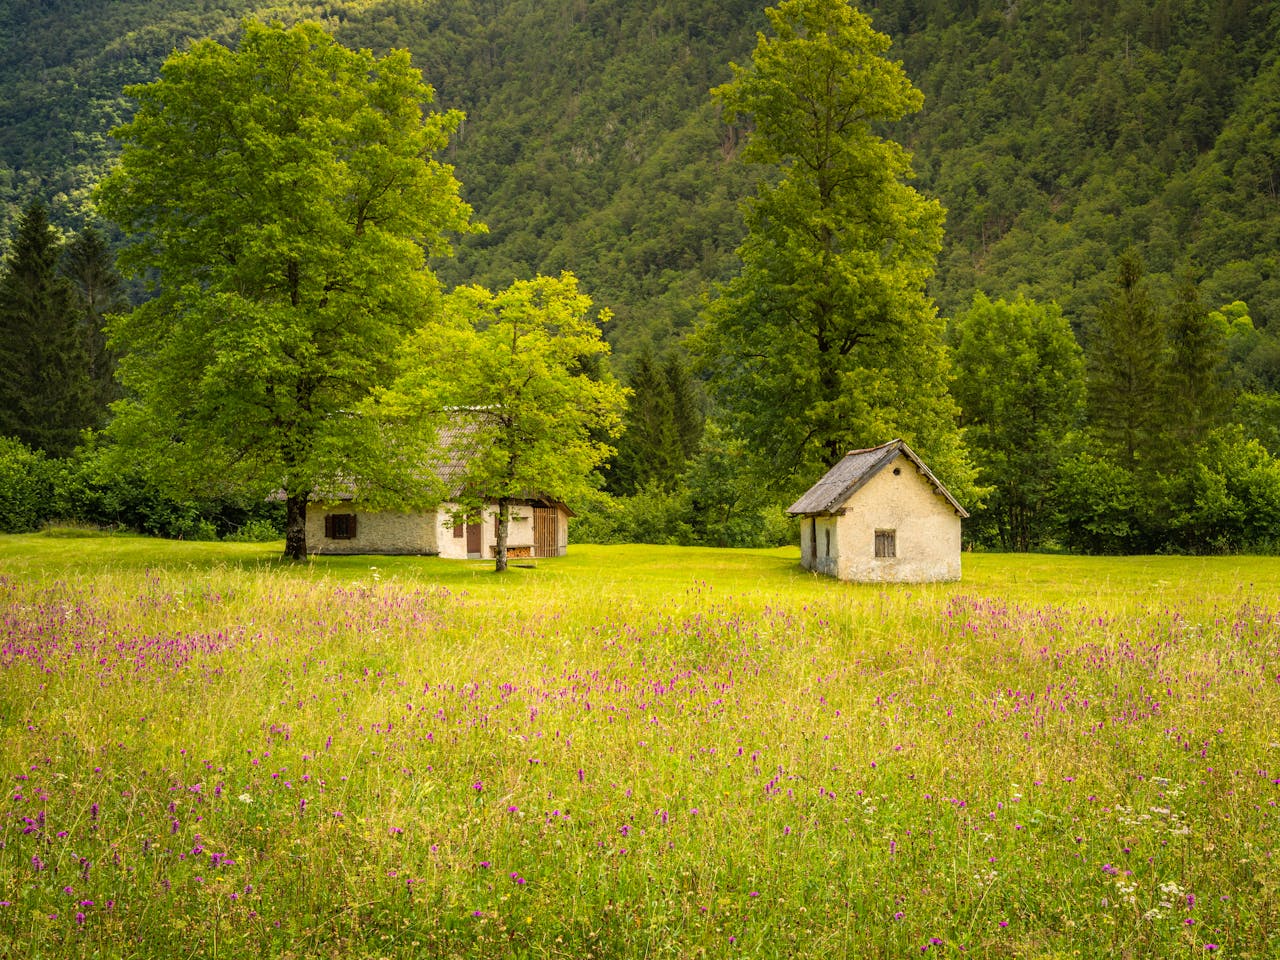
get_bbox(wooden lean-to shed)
[787,439,968,583]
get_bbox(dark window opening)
[325,513,357,540]
[824,528,831,557]
[874,529,896,558]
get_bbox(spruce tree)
[62,226,126,417]
[1162,270,1228,461]
[610,350,683,494]
[663,353,705,466]
[0,200,95,456]
[1086,249,1166,469]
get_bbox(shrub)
[0,437,53,532]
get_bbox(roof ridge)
[786,439,968,518]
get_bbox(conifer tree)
[62,226,127,416]
[663,353,705,465]
[1162,270,1228,461]
[1086,250,1166,468]
[0,200,95,456]
[610,350,682,494]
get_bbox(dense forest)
[4,0,1280,551]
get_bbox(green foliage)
[950,293,1085,549]
[9,0,1280,361]
[876,0,1280,332]
[607,350,704,495]
[1159,426,1280,553]
[1159,270,1232,474]
[382,272,626,570]
[61,224,127,413]
[698,0,974,504]
[1086,249,1167,468]
[48,436,285,539]
[1052,440,1144,554]
[96,20,477,558]
[0,200,97,456]
[1235,390,1280,456]
[0,437,54,533]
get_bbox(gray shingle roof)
[786,439,968,518]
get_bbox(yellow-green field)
[1,534,1277,958]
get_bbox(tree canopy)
[96,19,477,558]
[950,293,1085,549]
[378,272,626,571]
[696,0,974,501]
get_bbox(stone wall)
[306,505,440,556]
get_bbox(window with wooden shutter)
[874,529,895,558]
[452,521,464,539]
[325,513,357,540]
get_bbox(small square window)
[874,529,896,558]
[325,513,357,540]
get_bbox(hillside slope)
[3,0,1279,359]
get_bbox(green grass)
[1,535,1277,958]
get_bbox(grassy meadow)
[1,533,1278,958]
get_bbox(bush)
[0,437,53,532]
[1052,447,1144,554]
[1163,426,1280,553]
[224,518,284,542]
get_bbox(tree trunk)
[284,493,308,561]
[494,498,510,572]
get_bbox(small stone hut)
[787,439,968,582]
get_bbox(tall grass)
[1,536,1277,958]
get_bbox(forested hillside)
[8,0,1278,355]
[5,0,1280,552]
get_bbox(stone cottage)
[306,497,571,559]
[305,416,572,559]
[787,439,968,582]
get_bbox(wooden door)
[466,521,482,557]
[533,506,558,558]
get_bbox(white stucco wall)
[833,453,962,582]
[799,514,842,577]
[435,503,536,559]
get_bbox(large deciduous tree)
[0,200,96,457]
[696,0,973,499]
[96,20,476,559]
[950,294,1085,550]
[379,273,625,572]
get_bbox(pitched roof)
[785,439,969,518]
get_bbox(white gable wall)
[833,453,961,582]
